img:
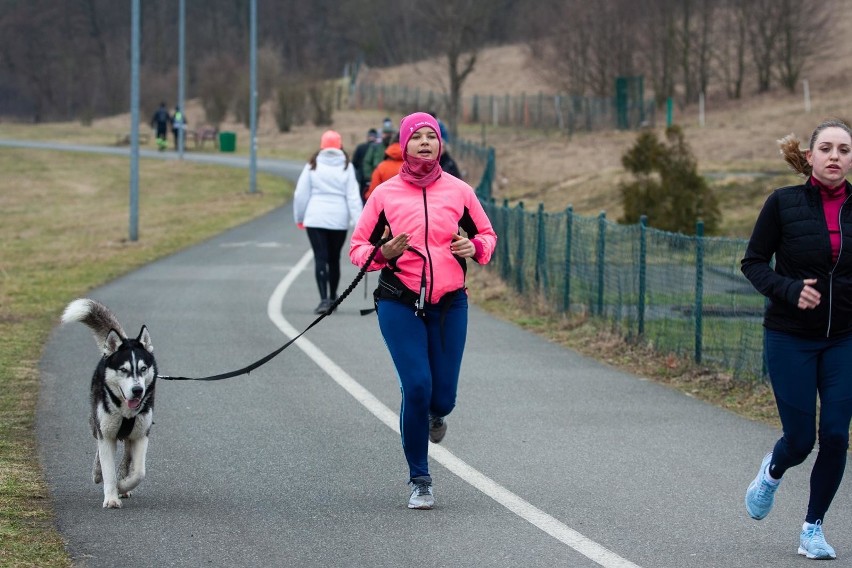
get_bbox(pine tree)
[619,125,721,235]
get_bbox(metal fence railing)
[350,83,656,134]
[460,138,764,382]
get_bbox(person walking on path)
[352,128,379,202]
[364,132,403,200]
[150,102,171,151]
[172,105,186,150]
[349,112,497,510]
[293,130,363,314]
[741,118,852,560]
[362,119,395,190]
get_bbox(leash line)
[158,238,386,382]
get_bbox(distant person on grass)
[741,118,852,560]
[349,112,497,510]
[293,130,363,314]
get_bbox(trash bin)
[219,131,236,152]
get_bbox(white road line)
[268,250,642,568]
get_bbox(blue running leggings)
[765,329,852,524]
[377,292,468,480]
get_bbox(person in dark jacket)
[439,146,462,179]
[352,128,379,202]
[741,118,852,560]
[150,102,171,151]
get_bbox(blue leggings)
[377,292,468,480]
[765,329,852,524]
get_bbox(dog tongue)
[127,398,140,409]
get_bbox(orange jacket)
[364,142,403,200]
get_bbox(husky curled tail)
[62,298,157,509]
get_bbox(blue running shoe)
[745,453,779,520]
[799,521,837,559]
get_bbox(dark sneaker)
[407,477,434,510]
[314,299,331,315]
[429,416,447,444]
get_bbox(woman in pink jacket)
[350,112,497,510]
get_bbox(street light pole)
[249,0,258,193]
[178,0,186,158]
[129,0,140,241]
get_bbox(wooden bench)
[196,126,219,149]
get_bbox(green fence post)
[695,220,705,364]
[597,211,606,316]
[666,96,673,127]
[501,199,511,282]
[516,202,526,293]
[638,215,647,336]
[563,206,573,312]
[536,203,548,293]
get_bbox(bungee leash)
[157,237,387,382]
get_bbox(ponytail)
[778,134,811,177]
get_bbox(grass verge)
[0,148,291,567]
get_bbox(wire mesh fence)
[350,83,657,133]
[457,141,765,382]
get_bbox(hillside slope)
[363,24,852,236]
[52,13,852,237]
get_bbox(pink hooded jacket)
[349,169,497,304]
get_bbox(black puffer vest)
[742,180,852,338]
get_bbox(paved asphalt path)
[24,140,852,567]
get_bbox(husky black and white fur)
[61,298,156,509]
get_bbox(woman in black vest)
[741,119,852,560]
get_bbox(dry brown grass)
[0,148,289,567]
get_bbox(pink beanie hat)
[320,130,342,150]
[399,112,442,158]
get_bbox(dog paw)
[93,472,103,484]
[119,491,132,499]
[103,497,122,509]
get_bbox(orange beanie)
[320,130,342,150]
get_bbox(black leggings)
[306,227,348,300]
[765,329,852,524]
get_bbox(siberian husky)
[61,298,157,508]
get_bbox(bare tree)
[637,0,678,107]
[773,0,833,93]
[526,0,638,100]
[745,0,782,93]
[715,0,749,99]
[412,0,510,140]
[524,0,591,97]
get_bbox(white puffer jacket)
[293,149,363,230]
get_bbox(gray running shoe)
[314,299,331,315]
[429,416,447,443]
[407,478,434,510]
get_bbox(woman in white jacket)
[293,130,363,314]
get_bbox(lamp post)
[129,0,140,242]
